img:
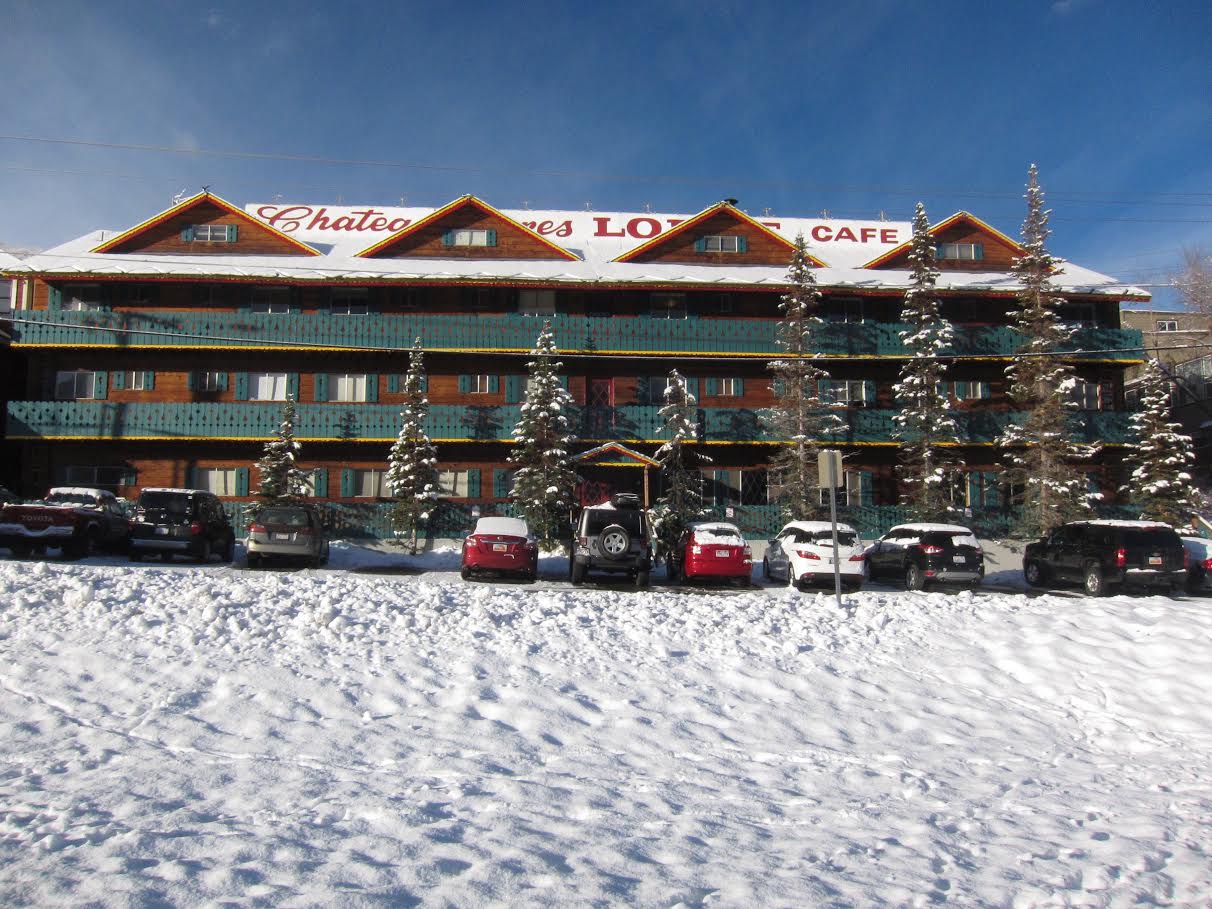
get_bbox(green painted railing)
[8,401,1137,445]
[10,310,1144,360]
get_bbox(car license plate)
[953,555,966,564]
[274,532,291,541]
[155,526,168,535]
[1149,555,1162,566]
[715,549,730,558]
[493,543,507,552]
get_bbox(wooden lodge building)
[0,192,1148,538]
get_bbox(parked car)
[129,488,236,563]
[1181,535,1212,593]
[866,523,984,591]
[247,503,329,568]
[669,521,752,586]
[0,487,131,559]
[570,493,653,587]
[461,516,538,581]
[1023,520,1187,596]
[763,520,867,591]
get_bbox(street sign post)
[817,449,844,609]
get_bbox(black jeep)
[1023,520,1187,596]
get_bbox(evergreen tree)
[998,164,1097,538]
[650,370,711,564]
[765,234,844,521]
[386,338,440,553]
[1122,358,1203,526]
[255,395,312,503]
[508,322,579,546]
[892,203,963,520]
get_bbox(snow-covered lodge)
[0,192,1148,537]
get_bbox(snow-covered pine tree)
[508,322,579,546]
[892,203,963,521]
[997,164,1098,538]
[386,338,440,553]
[765,234,845,522]
[255,394,312,503]
[650,370,712,564]
[1122,358,1203,526]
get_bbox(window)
[473,374,493,394]
[937,380,990,401]
[1157,320,1179,332]
[355,469,386,498]
[125,371,149,391]
[826,298,864,323]
[643,375,673,405]
[1060,303,1096,328]
[63,284,104,311]
[650,292,687,319]
[249,287,292,314]
[252,373,289,401]
[720,377,743,397]
[936,242,984,261]
[438,470,471,497]
[65,465,135,489]
[823,380,869,405]
[330,289,369,315]
[55,370,97,400]
[740,470,768,506]
[330,374,368,403]
[191,224,235,242]
[196,371,226,392]
[519,289,556,316]
[818,471,873,508]
[196,468,238,496]
[1069,378,1102,410]
[699,235,745,253]
[448,228,493,247]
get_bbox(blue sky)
[1,0,1209,302]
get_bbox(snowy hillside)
[1,550,1209,906]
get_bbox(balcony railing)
[8,310,1144,360]
[7,401,1137,445]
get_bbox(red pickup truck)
[0,487,132,559]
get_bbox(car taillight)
[1203,557,1212,571]
[796,550,821,560]
[691,545,702,555]
[190,522,203,535]
[848,553,865,561]
[919,544,944,555]
[743,545,752,558]
[249,523,266,533]
[1115,547,1127,568]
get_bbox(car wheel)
[636,570,650,588]
[129,550,143,563]
[599,525,631,560]
[788,566,804,591]
[460,565,473,581]
[1024,559,1047,588]
[1186,569,1205,595]
[10,543,33,558]
[1083,562,1107,597]
[762,557,771,580]
[570,561,586,586]
[246,553,261,569]
[905,562,926,591]
[865,558,877,581]
[196,540,211,564]
[69,527,102,561]
[224,535,236,563]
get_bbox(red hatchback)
[670,521,753,586]
[461,516,539,582]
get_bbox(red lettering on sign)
[387,218,410,232]
[666,219,685,228]
[594,217,626,237]
[834,227,858,242]
[811,225,833,242]
[628,217,662,239]
[860,228,876,243]
[307,209,333,231]
[880,229,898,244]
[554,220,572,238]
[258,205,312,232]
[760,221,782,230]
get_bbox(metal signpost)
[817,449,844,609]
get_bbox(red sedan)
[461,516,539,582]
[670,521,753,586]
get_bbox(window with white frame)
[330,289,369,315]
[55,370,97,400]
[63,284,104,311]
[519,289,556,315]
[65,465,135,489]
[720,377,743,397]
[450,228,492,247]
[252,373,289,401]
[438,470,470,497]
[701,235,744,253]
[473,374,493,394]
[643,375,674,405]
[197,371,225,391]
[1069,378,1102,410]
[192,224,236,242]
[936,242,984,261]
[196,468,238,496]
[125,371,149,391]
[355,469,386,498]
[330,374,368,403]
[937,380,990,401]
[1157,320,1179,332]
[818,470,870,508]
[823,380,868,405]
[650,292,687,319]
[249,287,292,314]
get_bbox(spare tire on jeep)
[599,524,631,559]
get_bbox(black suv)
[129,488,236,563]
[1023,520,1186,596]
[570,493,653,587]
[865,523,985,591]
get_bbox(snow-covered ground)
[1,544,1210,907]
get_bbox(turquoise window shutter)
[93,371,108,399]
[704,377,719,396]
[226,224,238,242]
[967,473,980,509]
[735,377,745,396]
[505,374,522,403]
[419,375,428,393]
[313,468,328,498]
[694,237,706,253]
[234,373,249,400]
[442,230,454,247]
[493,468,510,498]
[48,287,62,311]
[863,380,877,403]
[982,471,1001,506]
[112,370,126,391]
[737,236,748,253]
[979,381,991,399]
[467,468,481,498]
[458,374,471,394]
[287,373,300,399]
[144,371,155,390]
[558,375,569,390]
[340,469,355,498]
[860,471,874,505]
[186,371,196,392]
[974,243,984,260]
[180,226,195,242]
[218,372,229,391]
[236,468,250,497]
[685,376,698,398]
[314,373,329,402]
[365,374,379,402]
[488,375,500,394]
[486,229,497,247]
[387,374,400,394]
[955,381,970,399]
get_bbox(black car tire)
[1083,562,1107,597]
[1024,559,1047,588]
[598,525,631,560]
[196,540,211,564]
[762,557,771,580]
[223,535,236,563]
[129,550,143,563]
[247,553,261,569]
[905,562,926,591]
[636,570,650,588]
[10,543,32,558]
[460,565,473,581]
[1186,568,1205,595]
[865,558,877,580]
[570,561,586,586]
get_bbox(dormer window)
[443,228,497,248]
[183,224,238,242]
[695,235,748,253]
[936,242,984,261]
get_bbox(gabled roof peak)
[862,211,1021,269]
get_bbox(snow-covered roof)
[140,487,205,495]
[47,487,115,499]
[888,523,976,534]
[779,520,860,534]
[687,521,743,534]
[11,200,1148,298]
[0,250,21,270]
[1081,519,1175,529]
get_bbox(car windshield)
[259,508,311,527]
[139,492,191,514]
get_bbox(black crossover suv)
[865,523,985,591]
[1023,520,1187,596]
[129,487,236,563]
